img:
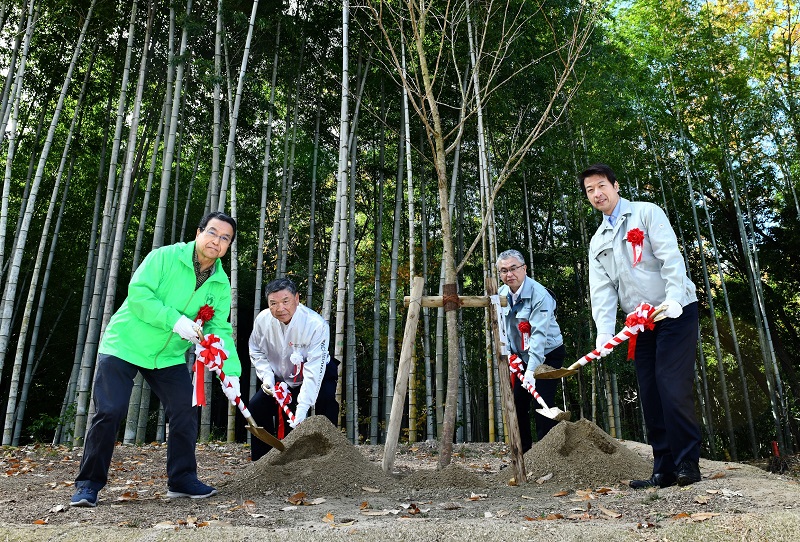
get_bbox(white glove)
[258,369,276,395]
[658,299,683,319]
[289,405,309,429]
[173,315,201,344]
[522,371,536,391]
[222,376,240,405]
[595,333,613,357]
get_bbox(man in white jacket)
[248,278,339,460]
[580,163,701,489]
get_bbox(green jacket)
[99,241,241,375]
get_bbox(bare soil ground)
[2,416,799,541]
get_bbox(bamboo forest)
[0,0,798,467]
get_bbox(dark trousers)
[249,360,340,461]
[513,344,566,452]
[634,301,702,474]
[75,354,198,491]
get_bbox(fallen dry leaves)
[286,491,326,506]
[597,505,622,518]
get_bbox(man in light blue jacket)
[580,163,701,489]
[498,249,565,452]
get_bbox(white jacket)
[249,304,329,413]
[589,198,697,335]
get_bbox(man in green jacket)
[70,212,241,507]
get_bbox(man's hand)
[260,381,273,396]
[289,406,309,429]
[222,376,240,405]
[522,371,536,391]
[595,333,613,357]
[657,299,683,319]
[173,315,201,344]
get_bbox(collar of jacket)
[507,275,535,309]
[598,197,633,235]
[179,240,226,283]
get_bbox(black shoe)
[677,460,701,486]
[629,472,677,489]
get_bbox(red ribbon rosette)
[508,353,524,388]
[195,304,214,325]
[191,304,215,407]
[518,321,531,351]
[626,228,644,267]
[624,303,657,360]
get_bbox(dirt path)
[2,417,799,541]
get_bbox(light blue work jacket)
[499,276,563,373]
[588,198,697,335]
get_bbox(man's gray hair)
[265,277,298,298]
[496,249,526,267]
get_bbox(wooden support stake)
[382,276,425,473]
[486,277,527,484]
[403,295,508,308]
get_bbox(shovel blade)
[536,367,578,379]
[246,423,285,451]
[535,407,571,422]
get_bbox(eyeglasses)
[201,228,232,245]
[499,264,524,276]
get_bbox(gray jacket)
[588,198,697,335]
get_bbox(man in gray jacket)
[580,163,701,488]
[498,249,565,452]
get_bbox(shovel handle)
[262,385,297,424]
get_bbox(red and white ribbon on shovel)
[575,301,661,371]
[190,304,216,406]
[193,333,256,420]
[270,382,296,439]
[193,334,228,406]
[507,354,567,420]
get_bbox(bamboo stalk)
[404,295,508,308]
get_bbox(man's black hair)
[578,163,617,192]
[198,211,237,243]
[265,277,298,298]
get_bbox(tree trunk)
[306,103,322,307]
[370,82,387,444]
[252,20,281,401]
[385,125,404,430]
[0,0,95,399]
[153,1,190,249]
[215,0,260,211]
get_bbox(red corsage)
[518,321,531,351]
[626,228,644,267]
[195,304,214,325]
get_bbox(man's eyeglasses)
[499,264,524,276]
[201,228,232,245]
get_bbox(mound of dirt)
[515,418,652,488]
[223,415,395,497]
[402,463,489,489]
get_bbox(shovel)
[514,372,571,422]
[536,304,666,380]
[195,332,285,451]
[244,414,285,451]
